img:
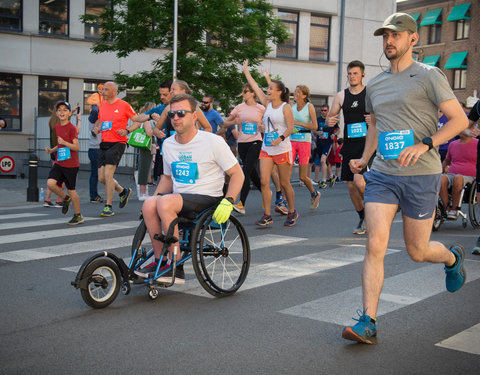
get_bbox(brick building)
[397,0,479,108]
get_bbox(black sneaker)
[157,265,185,285]
[119,188,132,209]
[62,196,72,215]
[67,214,84,226]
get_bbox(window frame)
[38,76,69,117]
[276,9,299,60]
[0,73,22,132]
[428,21,442,44]
[84,0,112,40]
[455,18,470,40]
[39,0,69,37]
[309,13,330,62]
[452,69,467,90]
[83,80,105,114]
[0,0,22,32]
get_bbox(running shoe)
[328,177,336,188]
[446,210,458,220]
[134,260,163,278]
[90,196,104,203]
[157,264,185,285]
[43,200,55,207]
[311,180,318,186]
[310,191,321,210]
[55,201,63,208]
[274,200,288,215]
[284,210,299,227]
[256,214,273,226]
[67,214,84,226]
[472,247,480,255]
[233,201,246,215]
[353,219,366,235]
[119,188,132,209]
[61,196,71,215]
[445,244,466,292]
[342,310,377,344]
[101,206,115,217]
[319,181,327,189]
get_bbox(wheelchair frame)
[71,207,251,308]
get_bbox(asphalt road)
[1,178,479,374]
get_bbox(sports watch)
[422,137,433,150]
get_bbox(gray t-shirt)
[89,121,101,149]
[366,62,456,176]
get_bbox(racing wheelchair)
[433,179,480,231]
[71,206,250,308]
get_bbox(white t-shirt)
[163,131,238,197]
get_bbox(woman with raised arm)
[242,60,298,226]
[291,85,321,210]
[218,83,265,214]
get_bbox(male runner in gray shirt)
[342,13,468,344]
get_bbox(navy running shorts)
[99,142,126,167]
[48,163,79,190]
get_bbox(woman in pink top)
[220,84,265,214]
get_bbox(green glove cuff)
[212,198,233,224]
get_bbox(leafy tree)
[82,0,288,111]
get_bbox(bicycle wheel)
[468,181,480,228]
[131,219,147,258]
[80,258,121,309]
[191,210,250,297]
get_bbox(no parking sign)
[0,155,15,174]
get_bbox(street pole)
[173,0,178,81]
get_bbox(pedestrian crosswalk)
[1,209,479,355]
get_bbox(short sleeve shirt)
[54,122,79,168]
[230,102,265,143]
[203,109,224,133]
[98,99,136,143]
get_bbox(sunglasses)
[201,101,211,104]
[167,110,194,119]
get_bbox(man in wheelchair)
[134,93,244,284]
[439,130,477,220]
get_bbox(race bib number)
[317,130,328,139]
[264,132,279,147]
[242,122,257,135]
[290,132,306,141]
[57,147,71,161]
[171,161,198,184]
[101,121,113,131]
[347,122,367,138]
[378,129,414,160]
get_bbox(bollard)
[26,154,39,202]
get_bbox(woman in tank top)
[242,60,298,227]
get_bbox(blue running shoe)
[342,310,377,344]
[444,244,466,292]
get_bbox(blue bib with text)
[101,121,113,131]
[57,147,71,161]
[171,161,198,184]
[378,129,414,159]
[242,122,257,135]
[347,122,367,138]
[264,132,279,147]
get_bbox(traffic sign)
[0,156,15,173]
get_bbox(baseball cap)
[55,100,71,111]
[97,84,104,88]
[373,13,417,36]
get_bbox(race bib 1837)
[378,129,414,160]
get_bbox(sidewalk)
[0,170,136,208]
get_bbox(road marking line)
[279,260,480,326]
[435,323,480,355]
[0,213,48,221]
[0,216,102,230]
[0,220,140,246]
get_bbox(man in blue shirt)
[201,94,224,133]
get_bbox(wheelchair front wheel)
[191,210,250,297]
[80,258,121,309]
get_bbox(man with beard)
[201,94,224,133]
[341,13,468,345]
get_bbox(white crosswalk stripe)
[0,213,48,220]
[0,216,102,231]
[435,323,480,355]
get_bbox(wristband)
[280,135,285,141]
[225,197,234,204]
[126,128,130,134]
[149,113,153,120]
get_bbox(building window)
[39,0,68,36]
[83,80,105,114]
[309,14,330,62]
[0,73,22,131]
[38,77,68,117]
[85,0,111,39]
[453,69,467,90]
[428,15,442,44]
[276,10,298,59]
[455,18,470,40]
[0,0,22,31]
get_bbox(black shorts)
[48,163,79,190]
[179,194,222,221]
[340,141,372,182]
[99,142,126,167]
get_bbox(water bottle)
[39,187,45,202]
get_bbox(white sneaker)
[139,194,150,201]
[447,210,458,220]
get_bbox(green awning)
[420,8,442,26]
[410,13,421,22]
[447,3,471,21]
[444,51,468,69]
[422,55,440,66]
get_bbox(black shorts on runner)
[48,163,79,190]
[179,194,223,221]
[340,141,373,182]
[99,142,126,167]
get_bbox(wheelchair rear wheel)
[468,181,480,229]
[80,258,121,309]
[191,210,250,297]
[432,201,444,232]
[131,219,147,258]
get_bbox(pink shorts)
[259,149,293,165]
[291,141,311,165]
